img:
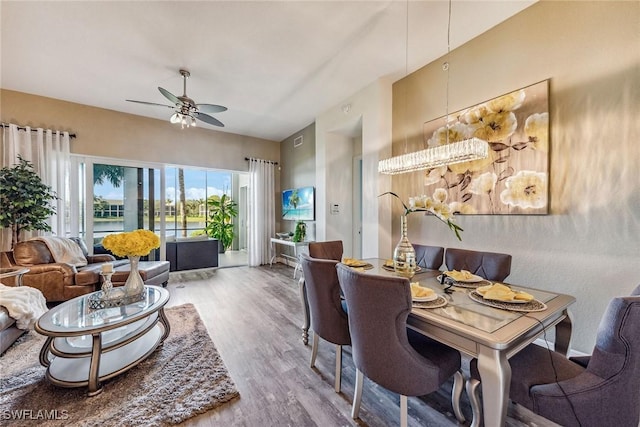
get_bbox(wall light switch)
[330,204,340,215]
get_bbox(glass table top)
[363,258,560,334]
[37,286,169,334]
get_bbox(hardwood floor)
[165,264,555,427]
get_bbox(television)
[282,186,315,221]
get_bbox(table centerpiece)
[380,191,463,278]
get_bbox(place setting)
[342,258,374,270]
[468,282,548,312]
[410,282,447,309]
[436,269,492,289]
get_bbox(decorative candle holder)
[100,272,114,297]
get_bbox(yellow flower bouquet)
[102,229,160,257]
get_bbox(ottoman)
[110,261,170,288]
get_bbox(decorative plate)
[349,264,374,271]
[412,293,438,302]
[412,295,447,309]
[437,275,491,289]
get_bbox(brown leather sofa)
[0,238,128,302]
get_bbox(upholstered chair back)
[299,253,350,346]
[506,295,640,427]
[336,263,460,396]
[412,244,444,270]
[445,248,512,282]
[308,240,343,261]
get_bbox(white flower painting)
[422,80,549,214]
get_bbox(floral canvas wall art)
[422,80,549,214]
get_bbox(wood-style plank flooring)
[165,264,555,427]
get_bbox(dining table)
[297,258,576,427]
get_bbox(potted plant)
[0,156,57,249]
[205,194,238,253]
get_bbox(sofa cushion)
[75,265,102,287]
[32,237,87,267]
[68,237,89,257]
[13,241,54,266]
[75,259,128,286]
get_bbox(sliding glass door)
[92,163,162,260]
[71,156,248,265]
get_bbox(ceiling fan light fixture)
[127,69,226,128]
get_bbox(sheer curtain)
[248,158,275,266]
[1,124,71,251]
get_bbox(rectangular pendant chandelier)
[378,137,489,175]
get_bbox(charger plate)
[468,290,547,312]
[382,265,422,273]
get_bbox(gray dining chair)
[336,263,465,427]
[299,253,351,393]
[467,289,640,427]
[444,248,512,282]
[412,244,444,270]
[308,240,343,261]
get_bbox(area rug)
[0,303,239,426]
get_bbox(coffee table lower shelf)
[44,324,164,393]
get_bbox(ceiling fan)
[126,69,227,128]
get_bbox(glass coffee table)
[35,286,170,396]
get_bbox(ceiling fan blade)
[194,112,224,127]
[126,99,175,109]
[158,86,180,105]
[196,104,228,114]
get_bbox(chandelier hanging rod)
[377,0,488,175]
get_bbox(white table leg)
[477,345,511,427]
[269,241,276,266]
[292,246,300,278]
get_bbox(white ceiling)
[1,1,536,142]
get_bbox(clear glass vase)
[124,255,145,296]
[393,215,416,279]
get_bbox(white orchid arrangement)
[380,191,463,241]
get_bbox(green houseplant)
[205,194,238,253]
[0,156,57,249]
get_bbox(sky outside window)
[94,168,232,201]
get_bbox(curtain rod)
[1,123,77,139]
[245,157,278,165]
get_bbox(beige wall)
[316,77,393,259]
[280,123,316,237]
[391,1,639,352]
[1,89,280,171]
